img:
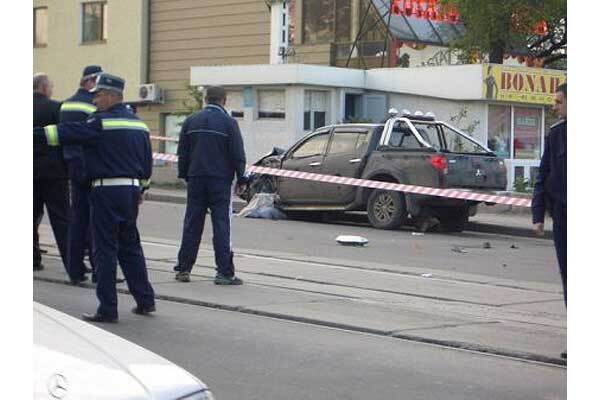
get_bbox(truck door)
[278,130,331,204]
[318,128,370,204]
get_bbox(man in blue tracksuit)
[532,83,567,359]
[35,73,155,323]
[60,65,102,284]
[174,86,248,285]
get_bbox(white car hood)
[33,302,208,400]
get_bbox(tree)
[440,0,566,67]
[173,85,204,118]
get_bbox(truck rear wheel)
[367,190,407,230]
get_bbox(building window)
[487,105,511,158]
[226,91,245,119]
[487,105,543,160]
[302,0,351,44]
[34,7,48,47]
[82,2,107,43]
[304,90,329,131]
[258,90,286,119]
[164,114,186,154]
[513,107,542,160]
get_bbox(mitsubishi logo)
[475,169,483,177]
[47,373,69,399]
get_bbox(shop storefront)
[483,64,565,189]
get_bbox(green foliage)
[172,85,204,118]
[440,0,566,65]
[513,176,532,193]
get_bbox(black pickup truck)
[244,113,507,232]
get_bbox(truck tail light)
[430,155,448,174]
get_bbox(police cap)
[90,73,125,94]
[82,65,103,80]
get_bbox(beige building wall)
[33,0,149,102]
[136,0,272,139]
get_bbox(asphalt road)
[34,280,566,400]
[138,201,559,285]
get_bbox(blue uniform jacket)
[59,88,97,182]
[532,120,567,224]
[34,103,152,186]
[177,104,247,183]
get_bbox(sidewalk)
[146,187,553,239]
[36,226,565,366]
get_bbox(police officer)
[35,73,155,323]
[33,73,70,272]
[60,65,102,284]
[532,83,567,358]
[174,86,248,285]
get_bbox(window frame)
[33,7,48,48]
[257,89,286,120]
[81,1,108,45]
[304,90,330,131]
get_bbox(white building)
[183,62,565,190]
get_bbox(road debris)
[421,273,433,278]
[510,244,519,249]
[483,241,492,249]
[412,232,425,236]
[336,235,369,246]
[451,246,468,254]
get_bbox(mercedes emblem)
[47,373,69,399]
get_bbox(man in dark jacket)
[60,65,102,284]
[531,83,567,358]
[33,73,69,272]
[174,86,248,285]
[35,73,155,323]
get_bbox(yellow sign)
[482,63,566,105]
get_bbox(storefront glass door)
[487,105,544,191]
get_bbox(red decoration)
[448,5,458,22]
[535,20,548,36]
[426,5,437,20]
[391,0,460,23]
[405,0,413,16]
[392,0,403,16]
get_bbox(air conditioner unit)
[138,83,163,103]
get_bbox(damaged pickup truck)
[243,112,507,232]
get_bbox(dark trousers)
[177,177,234,277]
[90,186,155,318]
[67,179,94,281]
[552,204,567,306]
[34,178,69,270]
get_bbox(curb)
[146,192,551,240]
[34,275,566,368]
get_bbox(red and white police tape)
[152,151,531,208]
